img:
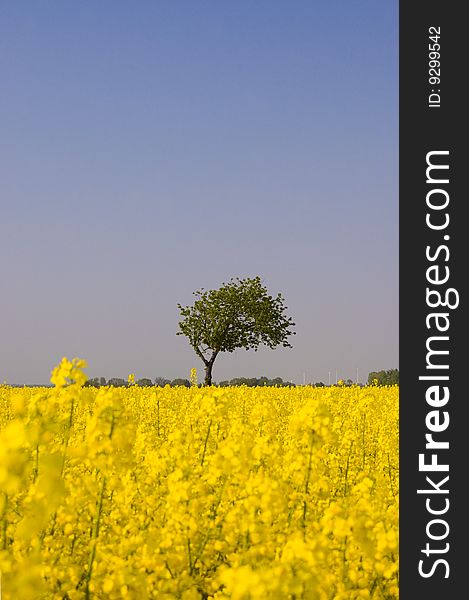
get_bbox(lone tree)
[177,276,295,385]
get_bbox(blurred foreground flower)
[50,357,87,388]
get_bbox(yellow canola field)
[0,359,398,599]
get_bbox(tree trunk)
[204,362,213,386]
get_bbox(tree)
[136,378,153,387]
[171,378,191,387]
[367,369,399,385]
[84,377,108,387]
[107,377,127,387]
[85,377,101,388]
[154,377,171,387]
[177,276,295,385]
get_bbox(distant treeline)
[83,370,399,388]
[218,376,295,387]
[84,376,296,388]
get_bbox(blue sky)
[0,1,398,384]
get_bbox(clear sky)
[0,1,398,385]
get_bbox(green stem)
[344,441,354,496]
[109,412,115,439]
[387,452,395,497]
[85,476,106,599]
[362,414,366,470]
[304,430,315,496]
[342,535,348,581]
[192,478,226,570]
[61,398,75,477]
[41,398,77,546]
[2,493,8,550]
[302,429,315,533]
[164,560,174,578]
[200,420,212,466]
[157,397,160,438]
[33,445,39,483]
[187,537,193,575]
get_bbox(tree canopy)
[367,369,399,385]
[177,276,295,385]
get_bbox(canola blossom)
[0,359,398,599]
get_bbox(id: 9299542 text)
[428,26,441,108]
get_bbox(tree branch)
[194,345,209,366]
[209,349,220,366]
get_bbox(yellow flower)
[0,360,398,598]
[50,357,88,387]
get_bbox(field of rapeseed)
[0,359,398,599]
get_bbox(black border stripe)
[399,2,466,596]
